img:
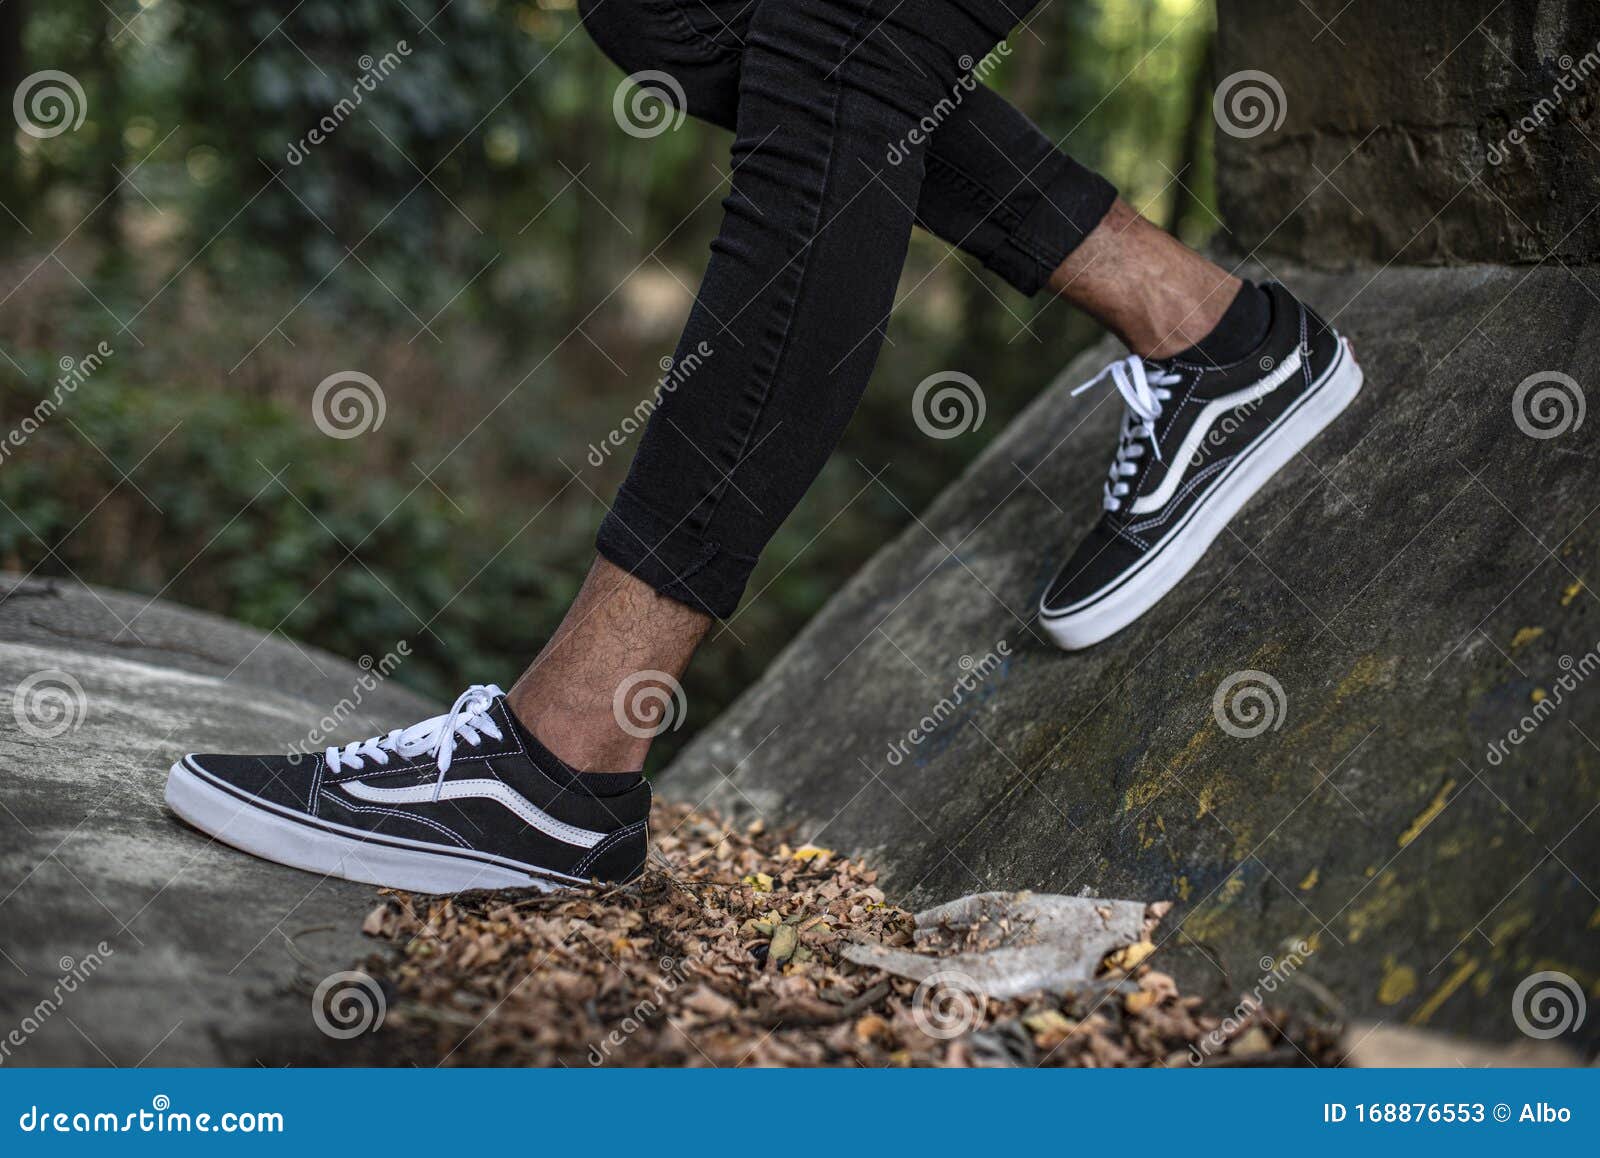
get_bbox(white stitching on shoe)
[308,753,325,816]
[337,778,607,849]
[318,790,472,848]
[573,820,647,877]
[324,750,505,783]
[1128,455,1237,535]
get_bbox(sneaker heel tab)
[1300,297,1336,340]
[576,821,650,885]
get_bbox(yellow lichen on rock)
[1378,958,1417,1005]
[1509,626,1545,650]
[1397,779,1455,848]
[1410,957,1478,1025]
[1345,870,1402,943]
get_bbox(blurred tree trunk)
[87,15,123,256]
[0,0,27,237]
[1167,27,1214,242]
[568,41,624,369]
[0,1,21,96]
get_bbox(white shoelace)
[324,683,506,800]
[1071,355,1182,513]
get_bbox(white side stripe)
[1130,347,1304,515]
[339,778,606,849]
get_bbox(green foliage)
[0,355,587,703]
[170,1,554,307]
[1,0,1218,764]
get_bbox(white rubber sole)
[1041,340,1363,651]
[165,759,578,894]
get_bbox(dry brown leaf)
[1102,939,1156,973]
[354,800,1335,1068]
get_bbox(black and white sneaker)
[1039,282,1362,650]
[165,685,650,893]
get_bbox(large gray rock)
[1216,0,1600,265]
[663,260,1600,1047]
[0,575,438,1064]
[664,0,1600,1053]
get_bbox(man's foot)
[1039,282,1362,650]
[165,685,650,893]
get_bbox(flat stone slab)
[662,263,1600,1051]
[0,576,439,1065]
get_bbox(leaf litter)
[357,800,1339,1067]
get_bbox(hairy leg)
[1047,198,1242,360]
[507,556,709,772]
[525,1,1034,774]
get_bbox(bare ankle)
[1048,198,1240,359]
[506,694,652,771]
[508,555,709,773]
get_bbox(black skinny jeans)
[581,0,1117,617]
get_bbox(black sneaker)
[1039,282,1361,650]
[165,685,650,893]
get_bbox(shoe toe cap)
[1042,521,1145,614]
[181,751,319,813]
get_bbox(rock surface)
[662,260,1600,1048]
[0,575,438,1065]
[663,0,1600,1054]
[1216,0,1600,266]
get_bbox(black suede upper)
[1043,283,1344,616]
[185,696,650,885]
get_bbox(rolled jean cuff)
[595,486,758,619]
[983,156,1118,296]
